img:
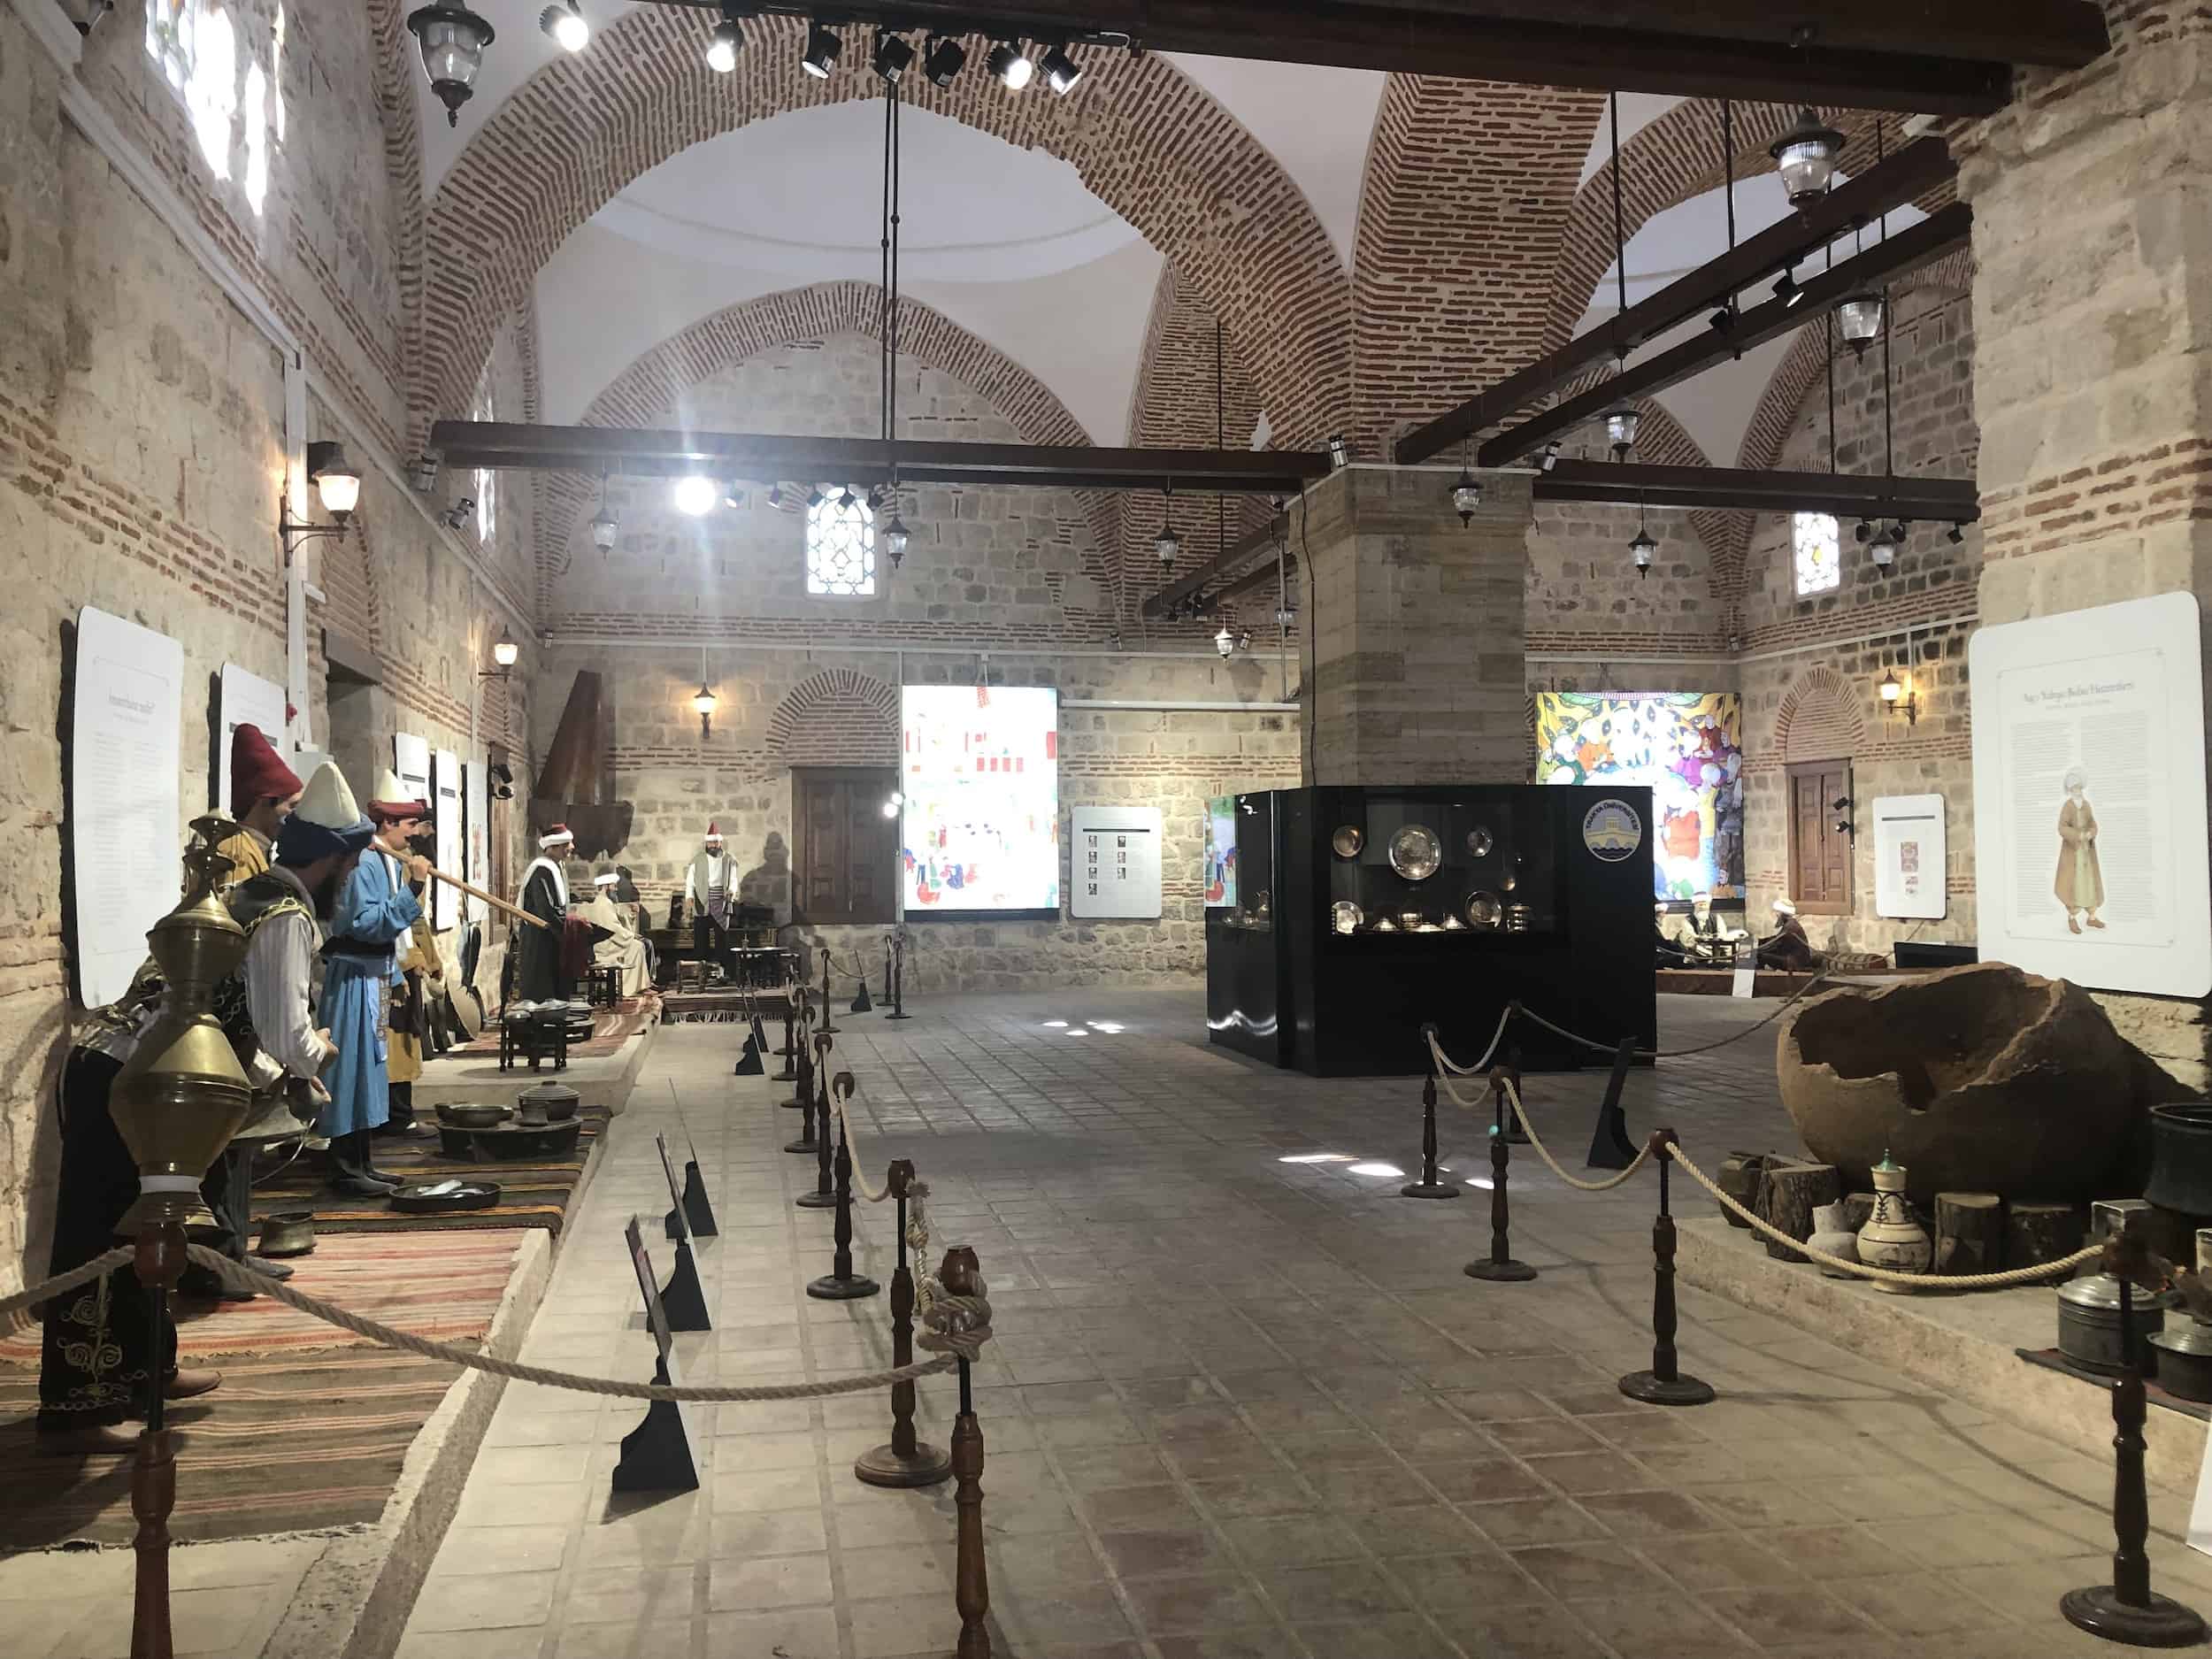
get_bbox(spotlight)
[488,760,514,801]
[1214,626,1235,660]
[672,475,718,516]
[704,12,741,73]
[1947,522,1966,545]
[872,28,915,82]
[1837,291,1886,356]
[1327,434,1351,470]
[1773,268,1801,306]
[438,497,474,531]
[765,485,787,510]
[411,452,441,493]
[1709,302,1737,334]
[987,39,1033,89]
[805,486,826,509]
[589,506,618,551]
[1630,527,1657,578]
[720,483,746,511]
[1538,440,1561,473]
[1236,628,1253,653]
[1770,107,1846,204]
[801,19,841,79]
[884,514,910,567]
[1274,603,1296,630]
[1451,467,1482,527]
[923,34,967,86]
[1040,42,1082,94]
[539,2,587,52]
[836,485,857,510]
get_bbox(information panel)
[216,663,286,814]
[1872,794,1947,921]
[73,607,184,1007]
[1071,806,1163,919]
[433,749,462,930]
[900,686,1059,914]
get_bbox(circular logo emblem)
[1581,798,1644,863]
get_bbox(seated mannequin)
[581,879,651,997]
[1757,897,1819,971]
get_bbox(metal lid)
[520,1080,580,1105]
[2149,1319,2212,1357]
[2059,1272,2182,1311]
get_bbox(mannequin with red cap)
[682,822,741,985]
[215,723,303,888]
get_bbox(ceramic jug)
[1808,1200,1860,1279]
[1855,1152,1931,1293]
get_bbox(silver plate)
[1387,824,1442,882]
[1466,892,1502,929]
[1331,900,1362,935]
[1467,826,1494,857]
[1331,825,1363,858]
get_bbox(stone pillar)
[1298,466,1532,786]
[1959,3,2212,1087]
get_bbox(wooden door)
[1787,761,1852,915]
[794,768,896,925]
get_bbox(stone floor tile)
[1704,1585,1884,1646]
[408,1570,561,1632]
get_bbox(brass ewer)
[111,816,254,1233]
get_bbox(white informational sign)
[464,757,488,925]
[899,685,1060,913]
[215,663,286,814]
[73,608,185,1008]
[392,732,432,813]
[1970,593,2210,997]
[433,749,462,930]
[1873,794,1948,920]
[1070,806,1164,919]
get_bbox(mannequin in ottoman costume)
[364,772,439,1139]
[382,907,444,1135]
[515,826,573,1003]
[682,823,741,985]
[1756,897,1818,972]
[583,871,651,997]
[319,770,429,1194]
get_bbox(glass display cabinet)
[1206,785,1656,1077]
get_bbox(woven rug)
[244,1107,609,1235]
[443,995,658,1058]
[0,1231,520,1365]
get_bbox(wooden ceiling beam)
[1534,460,1978,521]
[1139,514,1289,620]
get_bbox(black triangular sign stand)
[681,1161,718,1237]
[733,1030,763,1075]
[611,1353,701,1493]
[658,1239,711,1331]
[850,979,873,1014]
[1585,1035,1640,1171]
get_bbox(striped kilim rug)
[0,1231,517,1550]
[245,1106,609,1235]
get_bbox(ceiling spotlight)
[1451,467,1482,527]
[1770,107,1846,204]
[672,475,718,517]
[1837,290,1886,356]
[406,4,497,127]
[805,486,826,509]
[411,452,441,493]
[1947,522,1966,545]
[539,1,587,52]
[1773,268,1801,306]
[1538,439,1562,473]
[1605,405,1640,459]
[1327,434,1351,471]
[836,485,857,510]
[872,28,915,83]
[704,12,741,73]
[1274,603,1296,630]
[802,19,841,79]
[1630,526,1657,579]
[1040,42,1082,94]
[720,483,746,511]
[1709,301,1737,334]
[923,34,967,86]
[589,506,618,551]
[1214,626,1235,660]
[987,39,1033,89]
[884,514,910,567]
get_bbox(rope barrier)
[1664,1144,2102,1289]
[827,1087,892,1204]
[0,1246,134,1333]
[1428,1007,1514,1078]
[1500,1079,1654,1192]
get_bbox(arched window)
[806,487,876,596]
[1793,511,1839,596]
[471,373,497,547]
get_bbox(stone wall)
[0,0,534,1288]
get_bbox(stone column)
[1959,3,2212,1087]
[1298,466,1531,786]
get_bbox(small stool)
[498,1007,570,1071]
[588,964,622,1009]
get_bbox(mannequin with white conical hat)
[320,763,428,1192]
[514,825,573,1004]
[683,822,740,986]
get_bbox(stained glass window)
[807,488,876,595]
[1793,511,1839,595]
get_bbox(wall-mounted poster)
[1970,593,2209,997]
[432,749,462,929]
[216,663,286,814]
[392,733,432,815]
[1873,795,1947,920]
[464,756,488,925]
[1071,806,1163,919]
[73,607,185,1007]
[1203,796,1239,908]
[900,686,1060,915]
[1535,692,1744,901]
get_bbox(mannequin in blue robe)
[320,843,423,1192]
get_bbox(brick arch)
[1776,664,1866,763]
[765,668,900,768]
[1548,100,1959,349]
[1353,76,1605,457]
[366,0,428,439]
[419,14,1348,457]
[537,280,1122,611]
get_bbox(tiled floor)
[389,986,2212,1659]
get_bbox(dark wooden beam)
[665,2,2107,112]
[1395,136,1956,465]
[1212,553,1301,610]
[1534,461,1978,521]
[1475,202,1972,468]
[1139,514,1288,620]
[430,422,1325,495]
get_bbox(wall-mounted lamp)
[279,440,360,562]
[1879,663,1920,727]
[692,681,718,739]
[480,626,519,680]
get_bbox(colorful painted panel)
[1535,693,1745,900]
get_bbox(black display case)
[1205,785,1655,1077]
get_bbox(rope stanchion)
[817,950,841,1036]
[856,1160,952,1489]
[1403,1048,1458,1200]
[1501,1079,1655,1194]
[797,1032,837,1209]
[1428,1007,1514,1078]
[1466,1069,1537,1283]
[921,1247,995,1659]
[809,1071,880,1302]
[1618,1130,1715,1407]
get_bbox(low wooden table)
[499,1008,570,1071]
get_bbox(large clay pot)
[1777,963,2177,1204]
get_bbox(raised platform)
[1677,1215,2207,1492]
[414,998,662,1116]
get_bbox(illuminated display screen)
[900,686,1061,914]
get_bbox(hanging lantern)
[1870,521,1901,569]
[1837,291,1886,356]
[1630,526,1657,579]
[1770,107,1845,204]
[589,507,618,551]
[1213,626,1235,659]
[406,5,497,127]
[1451,467,1482,527]
[1605,405,1640,459]
[884,514,910,568]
